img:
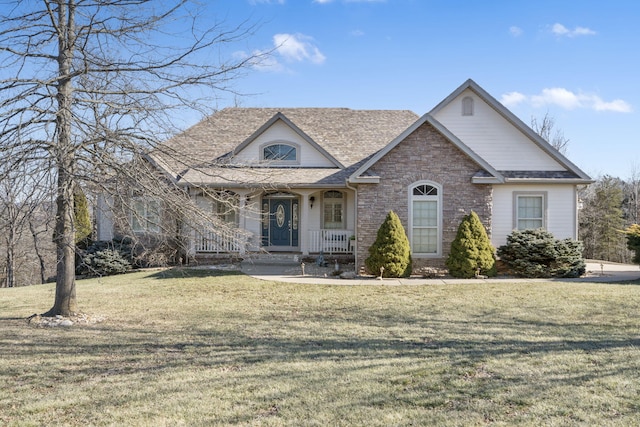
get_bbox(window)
[323,190,344,229]
[196,192,238,225]
[131,198,160,233]
[263,143,297,162]
[214,191,239,224]
[515,193,546,230]
[462,96,474,116]
[410,182,441,255]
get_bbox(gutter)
[345,180,359,270]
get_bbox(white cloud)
[500,91,527,107]
[313,0,334,3]
[273,33,326,64]
[234,33,326,73]
[502,87,632,113]
[509,26,523,37]
[592,98,633,113]
[532,88,582,109]
[551,23,569,36]
[551,23,596,38]
[233,49,285,72]
[350,29,365,37]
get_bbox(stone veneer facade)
[355,121,493,272]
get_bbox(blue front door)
[263,198,299,248]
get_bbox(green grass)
[2,270,640,426]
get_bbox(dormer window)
[262,143,298,162]
[462,96,474,116]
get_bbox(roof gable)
[430,79,591,181]
[349,114,504,184]
[231,112,343,168]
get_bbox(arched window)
[462,96,474,116]
[409,182,442,256]
[263,143,297,162]
[323,190,344,229]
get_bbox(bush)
[625,224,640,265]
[83,249,132,276]
[497,229,585,278]
[446,211,496,278]
[77,238,134,277]
[365,210,412,278]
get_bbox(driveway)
[580,260,640,282]
[240,259,640,285]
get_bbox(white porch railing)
[308,229,354,254]
[195,228,243,253]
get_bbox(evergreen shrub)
[74,188,92,247]
[365,210,412,278]
[77,237,134,277]
[83,249,132,276]
[497,229,585,278]
[446,211,496,278]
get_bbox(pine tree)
[579,176,626,261]
[446,211,496,278]
[74,188,92,247]
[365,211,412,278]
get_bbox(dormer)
[231,112,343,168]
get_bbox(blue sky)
[206,0,639,180]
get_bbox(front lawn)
[1,269,640,426]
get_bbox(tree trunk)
[45,0,77,316]
[47,169,77,316]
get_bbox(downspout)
[346,180,358,271]
[575,184,587,241]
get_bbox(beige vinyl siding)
[432,89,565,171]
[492,184,577,248]
[232,120,336,167]
[96,194,114,241]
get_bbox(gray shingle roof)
[151,108,419,183]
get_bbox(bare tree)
[29,210,55,285]
[579,175,628,262]
[0,155,54,287]
[623,162,640,225]
[0,1,264,315]
[531,112,570,155]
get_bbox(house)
[97,79,592,271]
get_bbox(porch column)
[187,189,196,260]
[237,192,247,255]
[300,193,310,255]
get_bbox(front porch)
[194,228,355,255]
[189,188,356,257]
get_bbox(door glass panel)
[276,204,285,227]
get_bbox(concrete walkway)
[239,260,640,285]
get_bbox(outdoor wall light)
[310,196,315,209]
